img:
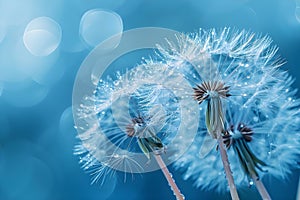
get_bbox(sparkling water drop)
[113,80,119,86]
[268,151,271,155]
[79,9,123,48]
[253,116,259,122]
[249,180,254,185]
[23,17,62,56]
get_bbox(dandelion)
[74,62,197,200]
[153,28,300,199]
[157,28,285,112]
[175,92,300,197]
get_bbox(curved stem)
[154,154,185,200]
[218,136,240,200]
[251,173,271,200]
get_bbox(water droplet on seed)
[253,116,259,122]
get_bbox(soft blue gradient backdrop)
[0,0,299,200]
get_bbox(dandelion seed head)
[156,28,286,114]
[160,28,300,192]
[193,81,231,104]
[74,61,199,184]
[174,84,300,191]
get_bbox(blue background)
[0,0,299,200]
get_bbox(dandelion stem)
[251,173,271,200]
[217,135,240,200]
[154,154,185,200]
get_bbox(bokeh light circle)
[79,9,123,49]
[59,106,75,134]
[23,17,62,56]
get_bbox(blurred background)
[0,0,300,199]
